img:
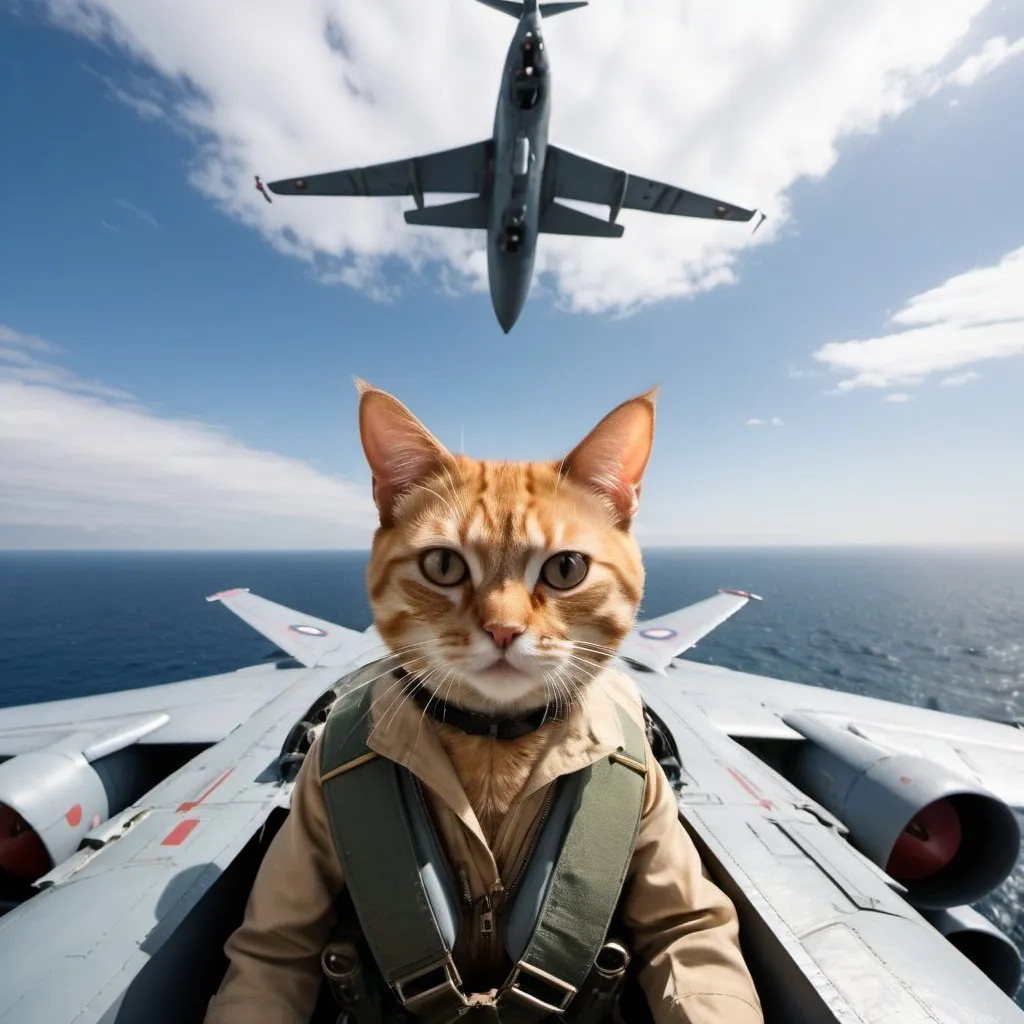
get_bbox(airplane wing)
[0,590,374,756]
[666,658,1024,808]
[543,144,756,221]
[617,590,759,675]
[0,665,311,754]
[205,588,375,667]
[266,140,492,199]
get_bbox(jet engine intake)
[784,713,1019,909]
[923,905,1022,998]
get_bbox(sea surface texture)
[1,547,1023,1001]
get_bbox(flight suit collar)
[364,665,626,853]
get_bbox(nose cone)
[490,269,529,333]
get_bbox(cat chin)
[421,666,550,716]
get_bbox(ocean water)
[1,547,1023,995]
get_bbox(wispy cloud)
[745,416,784,426]
[884,392,915,403]
[939,370,982,387]
[0,325,374,548]
[114,198,159,228]
[81,63,171,123]
[812,246,1024,392]
[43,0,1014,317]
[938,34,1024,89]
[100,219,120,233]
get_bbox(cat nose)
[485,624,523,650]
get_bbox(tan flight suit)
[204,667,763,1024]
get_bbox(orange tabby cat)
[357,379,655,844]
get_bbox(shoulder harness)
[317,679,648,1022]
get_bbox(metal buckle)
[393,956,468,1014]
[504,959,577,1015]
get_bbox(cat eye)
[540,552,589,590]
[419,548,469,587]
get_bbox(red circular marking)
[899,776,912,785]
[886,798,961,882]
[66,804,82,828]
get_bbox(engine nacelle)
[784,713,1020,909]
[923,905,1022,998]
[0,716,167,883]
[0,748,109,880]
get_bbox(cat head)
[357,380,656,716]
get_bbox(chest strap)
[319,679,647,1023]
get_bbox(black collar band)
[394,666,562,740]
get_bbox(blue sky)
[1,0,1023,549]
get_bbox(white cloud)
[939,370,982,386]
[0,326,374,548]
[745,416,784,426]
[744,418,765,426]
[771,416,784,426]
[940,34,1024,88]
[42,0,1011,316]
[884,392,915,403]
[812,246,1024,390]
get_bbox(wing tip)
[205,587,251,603]
[719,588,763,601]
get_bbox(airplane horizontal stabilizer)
[539,201,624,237]
[404,197,490,230]
[539,2,589,15]
[474,0,588,18]
[474,0,526,18]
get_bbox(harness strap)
[320,683,468,1022]
[496,706,647,1023]
[319,674,648,1023]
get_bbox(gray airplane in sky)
[266,0,760,332]
[1,586,1024,1021]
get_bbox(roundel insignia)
[289,624,328,637]
[640,627,678,641]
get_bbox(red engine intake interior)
[886,797,962,882]
[0,803,51,881]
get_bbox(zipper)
[504,781,558,898]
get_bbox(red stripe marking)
[161,818,199,846]
[727,767,774,810]
[177,768,234,813]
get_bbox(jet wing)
[617,590,759,674]
[205,588,374,667]
[266,140,492,199]
[544,144,756,221]
[0,664,309,754]
[666,658,1024,808]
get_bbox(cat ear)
[356,379,455,526]
[561,388,658,525]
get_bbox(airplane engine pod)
[0,748,110,880]
[783,713,1020,910]
[0,717,167,883]
[922,905,1022,998]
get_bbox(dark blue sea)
[2,547,1024,997]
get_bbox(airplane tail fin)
[474,0,588,18]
